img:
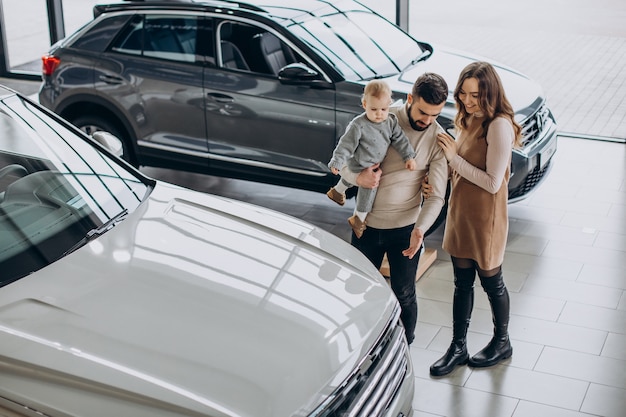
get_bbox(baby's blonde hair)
[362,79,392,102]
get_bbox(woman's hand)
[356,163,382,189]
[422,174,433,199]
[437,132,458,162]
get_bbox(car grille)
[312,306,409,417]
[509,159,552,200]
[520,103,551,148]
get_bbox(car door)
[103,13,208,169]
[203,19,337,179]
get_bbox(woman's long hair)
[453,62,523,148]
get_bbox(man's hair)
[411,72,448,105]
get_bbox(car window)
[0,96,149,286]
[111,14,207,64]
[72,14,132,52]
[218,21,297,76]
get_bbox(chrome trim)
[137,140,329,177]
[311,304,409,417]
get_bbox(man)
[340,73,449,344]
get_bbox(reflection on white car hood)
[0,183,395,417]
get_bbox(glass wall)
[0,0,405,78]
[0,0,99,77]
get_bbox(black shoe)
[468,336,512,368]
[430,342,469,377]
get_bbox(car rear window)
[111,14,204,64]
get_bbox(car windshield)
[271,4,423,80]
[0,94,150,286]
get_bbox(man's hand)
[402,227,424,259]
[356,163,382,189]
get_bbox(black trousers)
[351,224,421,344]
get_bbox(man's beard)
[407,104,429,131]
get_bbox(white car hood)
[0,183,396,417]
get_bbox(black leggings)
[451,256,501,279]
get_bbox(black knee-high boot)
[469,270,513,367]
[430,266,475,376]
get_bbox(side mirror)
[278,63,332,89]
[91,131,124,158]
[278,63,319,81]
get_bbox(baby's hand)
[331,167,339,175]
[405,159,417,171]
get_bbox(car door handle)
[98,74,124,85]
[207,93,234,103]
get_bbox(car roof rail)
[114,0,266,12]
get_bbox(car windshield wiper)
[398,49,432,77]
[364,47,433,81]
[62,209,129,257]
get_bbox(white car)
[0,85,414,417]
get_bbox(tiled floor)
[141,134,625,417]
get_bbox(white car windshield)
[271,5,424,80]
[0,94,149,285]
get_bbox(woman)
[429,62,522,377]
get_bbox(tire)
[71,115,138,167]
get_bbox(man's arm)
[414,149,448,234]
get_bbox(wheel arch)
[54,94,140,163]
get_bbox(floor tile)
[541,241,626,270]
[512,400,602,417]
[509,316,607,355]
[520,275,623,309]
[595,231,626,252]
[509,291,565,321]
[535,346,626,389]
[560,211,626,235]
[502,252,583,280]
[580,383,626,417]
[577,264,626,290]
[558,302,626,334]
[412,377,519,417]
[508,219,597,246]
[465,365,588,411]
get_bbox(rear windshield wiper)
[62,209,129,257]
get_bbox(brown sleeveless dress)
[442,117,511,270]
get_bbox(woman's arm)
[448,117,514,193]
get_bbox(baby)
[327,79,416,237]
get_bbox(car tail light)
[42,55,61,76]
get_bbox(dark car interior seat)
[221,40,250,70]
[255,32,295,75]
[220,22,250,71]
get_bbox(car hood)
[0,183,395,417]
[387,43,545,120]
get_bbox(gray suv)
[39,0,558,228]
